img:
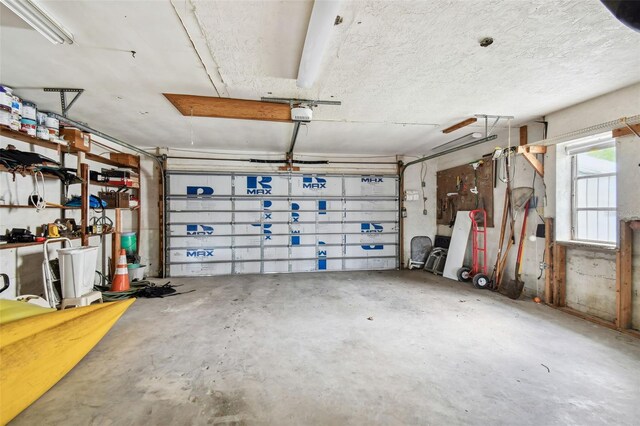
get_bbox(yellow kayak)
[0,298,135,425]
[0,299,55,324]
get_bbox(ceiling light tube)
[296,0,341,88]
[564,133,615,156]
[1,0,73,44]
[431,132,483,153]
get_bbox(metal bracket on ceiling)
[475,114,515,138]
[261,96,341,170]
[44,88,84,117]
[260,96,342,108]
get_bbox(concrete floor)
[12,271,640,425]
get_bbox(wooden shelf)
[90,179,139,189]
[0,230,114,251]
[0,204,80,209]
[0,126,61,151]
[84,152,139,170]
[2,124,141,257]
[0,165,72,181]
[0,127,139,170]
[0,204,137,211]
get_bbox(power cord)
[29,170,47,211]
[420,162,428,214]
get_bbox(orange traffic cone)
[111,249,130,291]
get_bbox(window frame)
[570,148,617,244]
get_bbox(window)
[569,135,616,244]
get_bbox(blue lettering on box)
[302,176,327,189]
[361,223,383,233]
[318,200,327,215]
[263,200,272,219]
[361,177,383,183]
[186,249,214,257]
[318,241,327,270]
[186,224,214,235]
[186,186,214,197]
[291,230,300,246]
[247,176,272,195]
[251,222,272,240]
[361,223,383,250]
[362,244,383,250]
[291,202,300,223]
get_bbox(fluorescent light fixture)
[1,0,73,44]
[432,132,483,153]
[564,132,615,156]
[296,0,341,88]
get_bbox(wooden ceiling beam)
[612,123,640,138]
[442,117,477,134]
[163,94,292,122]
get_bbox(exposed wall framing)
[616,220,633,329]
[547,219,638,338]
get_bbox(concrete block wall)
[565,247,617,322]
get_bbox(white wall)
[400,159,434,265]
[401,122,547,296]
[0,134,160,298]
[546,83,640,326]
[135,156,161,276]
[401,83,639,328]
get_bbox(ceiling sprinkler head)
[479,37,494,47]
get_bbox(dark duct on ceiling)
[601,1,640,32]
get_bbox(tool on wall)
[489,187,512,289]
[500,199,532,299]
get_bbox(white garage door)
[165,172,399,276]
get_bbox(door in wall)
[165,172,399,276]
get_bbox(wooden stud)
[616,220,633,329]
[522,152,544,177]
[398,160,405,268]
[518,145,547,154]
[159,157,166,277]
[111,208,122,279]
[163,94,292,122]
[544,218,554,304]
[517,145,547,177]
[612,123,640,138]
[80,164,89,247]
[442,117,477,134]
[553,244,566,307]
[519,125,528,146]
[549,305,640,339]
[559,306,616,329]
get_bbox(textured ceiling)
[1,0,639,156]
